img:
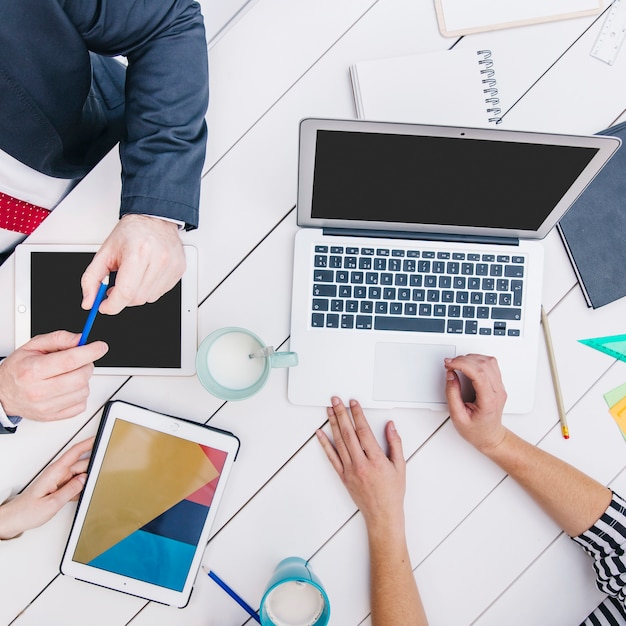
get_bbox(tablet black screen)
[30,252,181,368]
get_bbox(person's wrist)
[0,359,14,415]
[364,506,406,540]
[474,425,509,457]
[367,520,407,558]
[0,500,24,540]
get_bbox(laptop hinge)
[322,228,520,246]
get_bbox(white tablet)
[61,401,240,607]
[14,244,198,375]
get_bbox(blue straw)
[78,276,109,346]
[204,567,261,623]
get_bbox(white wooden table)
[2,1,626,624]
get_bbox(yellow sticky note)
[608,395,626,440]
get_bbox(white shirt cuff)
[0,400,14,429]
[140,214,185,230]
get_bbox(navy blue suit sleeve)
[60,0,209,228]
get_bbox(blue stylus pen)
[78,275,109,346]
[203,566,261,623]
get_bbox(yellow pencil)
[541,305,569,439]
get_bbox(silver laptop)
[288,118,620,413]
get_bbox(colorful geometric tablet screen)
[73,419,228,591]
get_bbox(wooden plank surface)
[2,1,626,624]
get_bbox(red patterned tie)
[0,191,50,235]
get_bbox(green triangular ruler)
[579,334,626,363]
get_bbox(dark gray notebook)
[558,121,626,308]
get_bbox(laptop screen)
[310,129,598,230]
[297,119,620,240]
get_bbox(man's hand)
[0,438,94,539]
[316,397,406,532]
[81,214,186,315]
[0,331,108,421]
[444,354,508,453]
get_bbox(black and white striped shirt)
[573,492,626,625]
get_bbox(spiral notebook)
[350,48,506,128]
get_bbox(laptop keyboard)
[310,244,526,337]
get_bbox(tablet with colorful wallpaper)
[60,401,239,607]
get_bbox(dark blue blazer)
[0,0,208,228]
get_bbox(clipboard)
[434,0,604,37]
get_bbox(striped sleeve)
[572,491,626,624]
[580,595,626,626]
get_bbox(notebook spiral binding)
[477,50,502,124]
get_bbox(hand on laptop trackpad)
[373,342,455,404]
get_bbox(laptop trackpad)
[373,342,455,403]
